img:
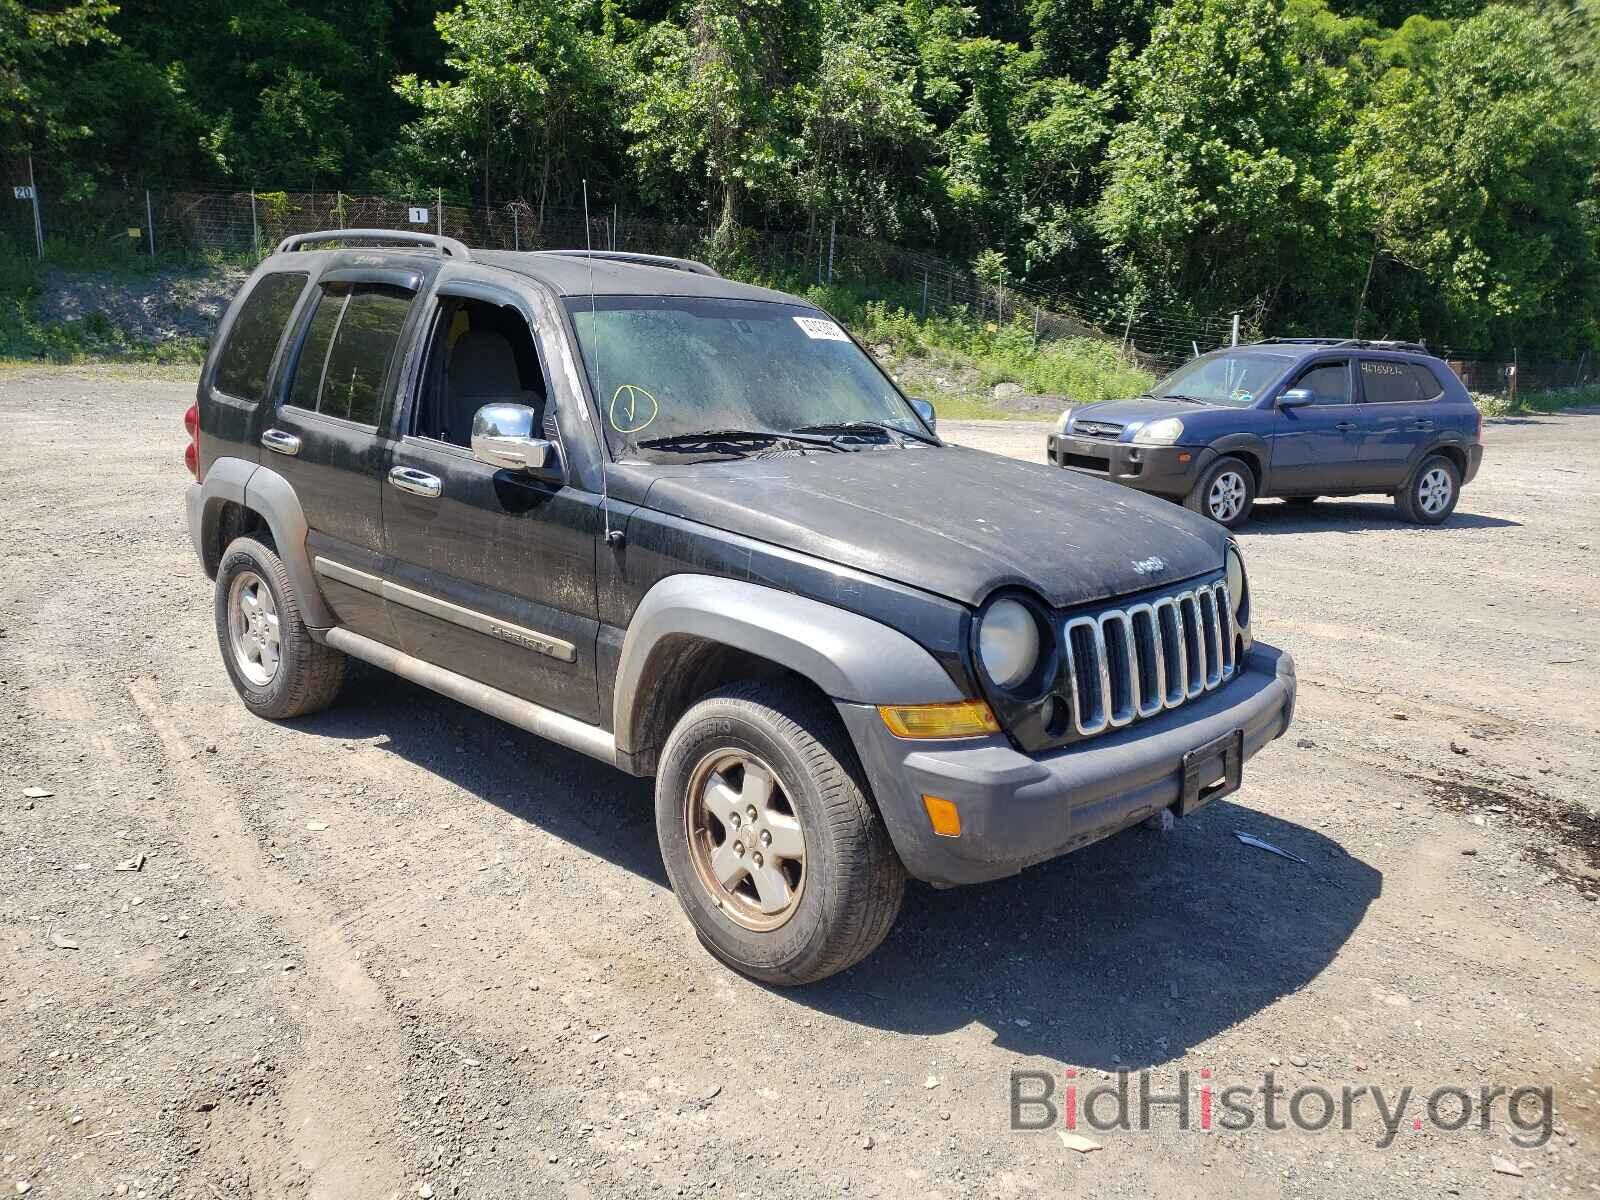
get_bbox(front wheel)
[655,681,906,985]
[1396,455,1460,525]
[1185,456,1256,528]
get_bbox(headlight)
[1133,417,1184,445]
[1054,408,1074,434]
[1226,543,1248,625]
[978,598,1041,689]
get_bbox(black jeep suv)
[184,230,1296,984]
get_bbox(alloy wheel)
[684,750,807,931]
[227,571,281,687]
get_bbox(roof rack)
[540,250,721,278]
[276,229,472,260]
[1255,336,1429,353]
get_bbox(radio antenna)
[584,179,623,548]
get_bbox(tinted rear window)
[1361,359,1431,404]
[286,283,413,426]
[214,272,307,401]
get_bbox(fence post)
[1231,313,1240,347]
[513,206,519,251]
[26,154,44,259]
[250,191,260,259]
[437,188,443,237]
[827,217,836,284]
[920,270,928,320]
[336,191,344,229]
[145,189,156,258]
[1508,350,1518,409]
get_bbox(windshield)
[1152,352,1294,407]
[564,296,927,459]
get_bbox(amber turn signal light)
[877,700,1001,739]
[922,795,962,837]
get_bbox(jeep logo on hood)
[1132,556,1168,576]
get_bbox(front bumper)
[1046,432,1212,498]
[839,642,1296,886]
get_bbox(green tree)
[625,0,819,229]
[390,0,617,209]
[797,2,933,239]
[1094,0,1356,323]
[1343,3,1600,352]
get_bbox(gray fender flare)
[612,574,962,755]
[242,467,336,629]
[188,456,254,569]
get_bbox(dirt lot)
[2,366,1597,1200]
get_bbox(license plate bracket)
[1179,729,1244,816]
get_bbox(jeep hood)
[634,445,1228,609]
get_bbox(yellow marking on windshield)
[609,383,659,434]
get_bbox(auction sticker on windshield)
[793,315,850,342]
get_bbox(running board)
[323,627,618,767]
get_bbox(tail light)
[184,402,200,478]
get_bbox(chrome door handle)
[1335,421,1357,432]
[261,428,301,456]
[388,466,442,498]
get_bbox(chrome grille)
[1074,420,1124,439]
[1063,580,1236,737]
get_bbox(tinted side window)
[320,287,414,425]
[285,284,414,425]
[1409,362,1445,400]
[287,285,346,414]
[214,272,307,401]
[1293,362,1350,405]
[1360,359,1428,404]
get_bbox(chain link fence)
[6,166,1594,386]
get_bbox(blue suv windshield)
[1152,352,1294,407]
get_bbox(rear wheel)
[655,680,905,985]
[214,537,345,719]
[1395,455,1460,525]
[1185,456,1256,528]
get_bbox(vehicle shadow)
[298,664,1379,1072]
[788,804,1380,1070]
[1243,498,1520,534]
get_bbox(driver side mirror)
[1278,388,1314,409]
[910,397,937,432]
[472,403,560,480]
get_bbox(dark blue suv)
[1046,339,1484,528]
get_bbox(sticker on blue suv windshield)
[793,315,850,342]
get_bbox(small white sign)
[13,185,35,200]
[408,206,430,225]
[793,315,849,342]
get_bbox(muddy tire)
[655,680,906,986]
[1184,455,1256,528]
[214,537,345,719]
[1395,454,1460,525]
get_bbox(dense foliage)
[4,0,1597,354]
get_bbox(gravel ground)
[2,367,1597,1200]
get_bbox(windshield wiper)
[1154,393,1208,405]
[634,428,841,454]
[791,420,938,446]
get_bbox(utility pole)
[26,154,44,259]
